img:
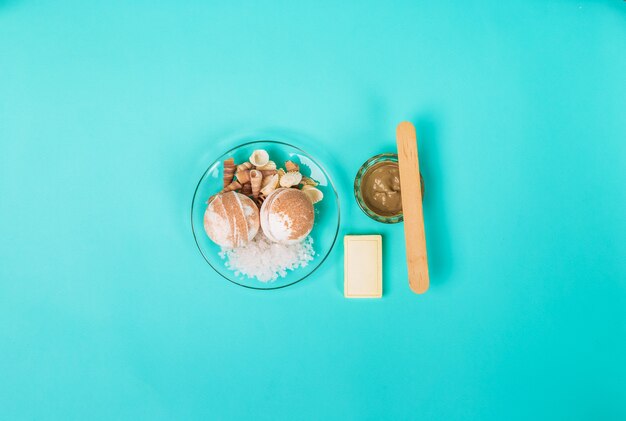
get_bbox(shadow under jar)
[354,153,424,224]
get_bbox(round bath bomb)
[204,191,260,248]
[260,188,314,243]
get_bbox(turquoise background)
[1,0,625,419]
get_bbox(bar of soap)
[344,235,382,298]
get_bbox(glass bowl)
[191,140,340,290]
[354,153,424,224]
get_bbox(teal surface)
[1,1,625,419]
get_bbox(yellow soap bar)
[344,235,382,298]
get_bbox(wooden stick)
[396,121,429,294]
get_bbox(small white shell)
[300,176,318,187]
[249,149,270,167]
[256,160,276,171]
[279,171,302,188]
[301,185,323,204]
[260,173,279,196]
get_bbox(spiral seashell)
[261,173,277,188]
[250,169,263,198]
[260,173,279,196]
[236,169,251,184]
[254,194,266,209]
[237,162,253,172]
[222,180,242,192]
[223,158,236,188]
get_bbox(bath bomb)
[260,188,314,243]
[204,191,260,248]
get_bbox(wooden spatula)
[396,121,429,294]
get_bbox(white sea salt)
[220,235,315,282]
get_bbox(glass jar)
[354,153,424,224]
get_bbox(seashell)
[249,149,270,167]
[237,162,253,172]
[256,160,276,171]
[236,169,251,184]
[260,183,277,197]
[241,182,252,196]
[223,158,236,188]
[300,176,318,187]
[284,160,299,172]
[260,169,278,178]
[254,194,266,209]
[279,171,302,188]
[301,185,323,204]
[275,169,285,186]
[250,170,263,198]
[260,173,279,196]
[222,180,242,192]
[261,173,278,188]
